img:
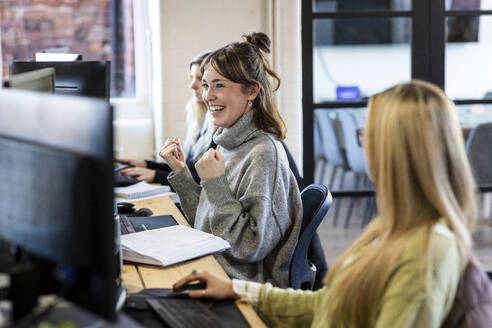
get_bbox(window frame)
[110,0,153,120]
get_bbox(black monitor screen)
[3,67,55,93]
[10,61,110,100]
[0,89,116,321]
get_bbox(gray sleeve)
[200,147,291,263]
[167,166,202,225]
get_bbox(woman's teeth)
[210,105,225,112]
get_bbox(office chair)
[337,111,373,229]
[466,122,492,184]
[281,141,305,191]
[290,184,332,290]
[314,111,348,189]
[466,122,492,217]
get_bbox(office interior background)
[1,0,491,267]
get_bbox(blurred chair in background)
[337,111,374,229]
[466,122,492,218]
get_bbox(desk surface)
[122,195,266,328]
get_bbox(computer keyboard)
[119,215,135,235]
[114,173,139,187]
[146,297,224,328]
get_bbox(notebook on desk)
[115,181,171,199]
[121,225,231,267]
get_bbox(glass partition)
[313,18,411,102]
[445,15,492,100]
[445,0,492,11]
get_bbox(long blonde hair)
[323,80,477,326]
[183,99,216,160]
[183,51,217,159]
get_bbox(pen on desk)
[141,224,148,231]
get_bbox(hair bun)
[242,32,271,54]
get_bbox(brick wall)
[0,0,111,77]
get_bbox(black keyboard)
[119,215,136,235]
[146,298,224,328]
[114,173,139,187]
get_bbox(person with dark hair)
[116,51,217,185]
[173,80,479,327]
[160,32,302,287]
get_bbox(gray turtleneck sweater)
[168,110,303,287]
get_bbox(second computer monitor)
[10,61,110,100]
[3,67,55,93]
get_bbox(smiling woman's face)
[189,63,203,104]
[201,66,254,128]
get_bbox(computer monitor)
[10,61,110,100]
[3,67,55,93]
[0,89,116,322]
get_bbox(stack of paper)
[114,181,171,200]
[121,225,231,267]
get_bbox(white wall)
[273,0,303,171]
[159,0,268,144]
[157,0,303,167]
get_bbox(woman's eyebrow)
[202,78,227,83]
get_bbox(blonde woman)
[174,80,477,327]
[117,51,217,184]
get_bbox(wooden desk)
[122,195,266,328]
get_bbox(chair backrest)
[313,115,324,161]
[314,110,347,166]
[290,184,332,290]
[337,111,368,174]
[466,122,492,184]
[281,141,305,191]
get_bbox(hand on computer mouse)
[173,270,238,300]
[120,167,156,183]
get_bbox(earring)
[248,100,253,107]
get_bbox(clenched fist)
[159,137,186,173]
[195,149,225,181]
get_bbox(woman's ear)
[247,84,260,101]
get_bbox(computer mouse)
[127,207,153,217]
[174,282,207,293]
[117,202,136,214]
[139,282,207,299]
[124,294,150,311]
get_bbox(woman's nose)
[190,79,199,90]
[204,89,215,102]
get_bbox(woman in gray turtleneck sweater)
[159,32,303,288]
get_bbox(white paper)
[114,181,171,200]
[121,225,231,266]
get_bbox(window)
[0,0,136,98]
[303,0,413,186]
[303,0,492,187]
[305,0,492,270]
